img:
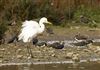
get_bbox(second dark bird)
[47,41,65,49]
[74,33,89,42]
[32,38,47,47]
[72,39,93,47]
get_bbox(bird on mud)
[32,38,38,45]
[0,36,5,45]
[71,39,93,47]
[47,41,65,49]
[32,38,47,47]
[46,27,54,36]
[7,34,18,44]
[74,33,89,42]
[8,21,17,26]
[80,15,90,24]
[18,17,52,58]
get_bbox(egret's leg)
[29,43,34,58]
[25,43,34,64]
[26,43,34,58]
[14,37,19,46]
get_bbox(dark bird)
[46,27,54,35]
[32,38,38,45]
[0,36,5,45]
[32,38,47,47]
[80,15,90,23]
[8,21,17,26]
[48,41,65,49]
[7,34,18,44]
[74,33,89,42]
[36,41,47,47]
[72,39,93,47]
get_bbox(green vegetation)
[74,5,100,23]
[0,23,8,39]
[0,0,100,27]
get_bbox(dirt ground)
[0,26,100,63]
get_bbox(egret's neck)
[38,21,45,33]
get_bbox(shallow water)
[41,39,100,47]
[0,61,100,70]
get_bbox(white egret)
[18,17,51,58]
[18,17,51,42]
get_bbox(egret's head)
[40,17,52,24]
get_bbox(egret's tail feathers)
[23,37,29,42]
[18,33,30,42]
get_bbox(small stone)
[37,59,41,61]
[3,59,9,62]
[72,57,80,62]
[17,55,23,59]
[27,56,31,59]
[0,48,5,51]
[72,54,80,62]
[96,46,100,51]
[34,59,40,61]
[62,48,67,51]
[17,49,22,53]
[83,49,90,52]
[0,55,3,58]
[75,26,80,29]
[17,49,22,51]
[43,49,46,52]
[94,46,100,53]
[65,52,73,59]
[51,54,56,57]
[7,52,10,55]
[0,60,3,63]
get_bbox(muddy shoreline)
[0,40,100,64]
[0,27,100,65]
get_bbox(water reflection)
[0,61,100,70]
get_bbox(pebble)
[0,60,2,63]
[7,52,11,55]
[94,46,100,53]
[27,56,32,59]
[62,48,67,51]
[65,52,74,59]
[17,55,23,59]
[3,59,9,62]
[17,49,22,52]
[0,55,3,58]
[83,49,90,52]
[51,54,56,57]
[72,53,80,62]
[16,49,22,53]
[0,48,5,51]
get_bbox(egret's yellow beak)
[47,21,52,25]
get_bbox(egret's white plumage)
[18,17,50,42]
